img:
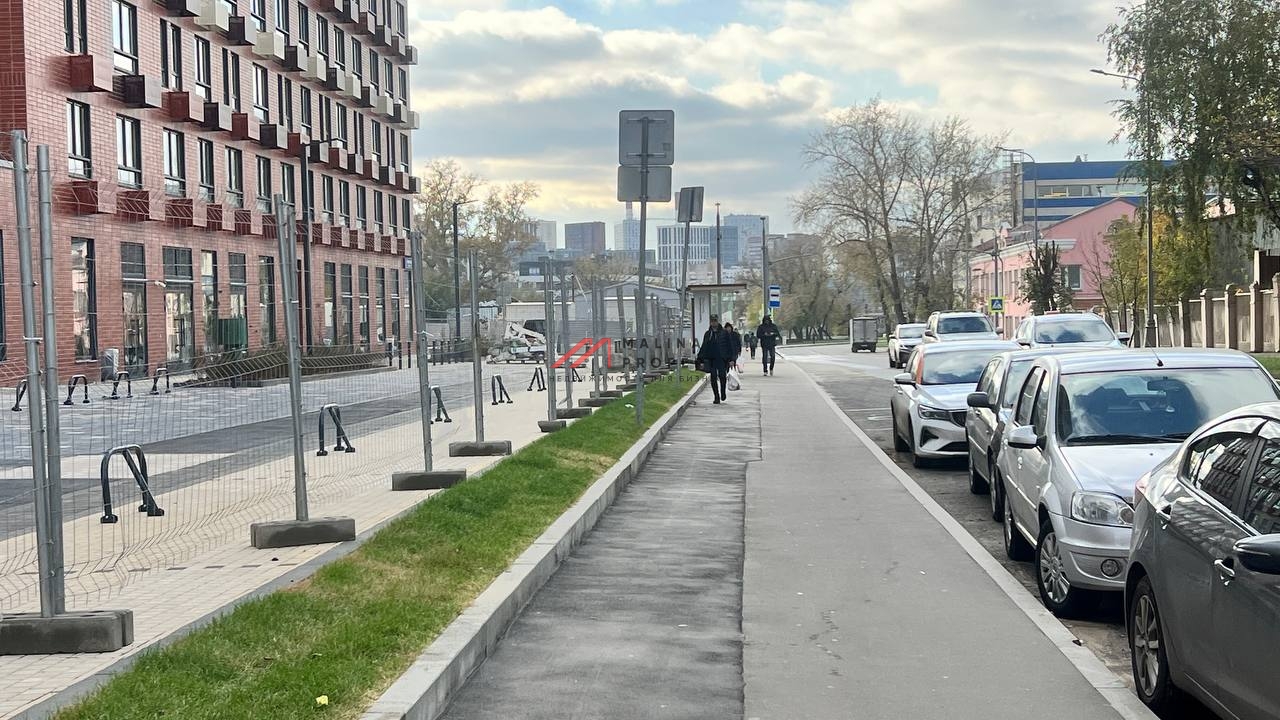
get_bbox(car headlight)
[918,405,951,421]
[1071,491,1135,527]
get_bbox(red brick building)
[0,0,419,384]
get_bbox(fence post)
[559,268,573,408]
[538,257,563,432]
[249,197,355,549]
[36,144,67,613]
[1178,298,1192,347]
[1224,284,1241,350]
[1200,288,1215,348]
[1251,281,1265,353]
[447,251,511,456]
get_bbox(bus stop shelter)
[684,283,749,345]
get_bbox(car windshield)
[897,326,924,339]
[1002,360,1034,408]
[1035,318,1114,344]
[1056,367,1280,445]
[938,316,992,334]
[921,349,1003,385]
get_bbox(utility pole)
[760,217,769,319]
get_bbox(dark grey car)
[964,346,1098,517]
[1127,403,1280,719]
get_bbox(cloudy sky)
[408,0,1134,247]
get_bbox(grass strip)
[55,375,699,720]
[1255,354,1280,378]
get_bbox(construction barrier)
[316,404,356,456]
[99,445,164,523]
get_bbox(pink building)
[969,198,1141,333]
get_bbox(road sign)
[619,110,675,166]
[677,186,704,223]
[768,285,781,309]
[990,296,1005,313]
[617,166,672,202]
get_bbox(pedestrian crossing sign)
[989,296,1005,313]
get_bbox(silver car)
[890,341,1018,468]
[996,348,1279,617]
[1127,402,1280,719]
[964,347,1098,513]
[921,311,1001,344]
[1011,312,1129,349]
[887,322,925,369]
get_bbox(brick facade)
[0,0,418,385]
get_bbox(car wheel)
[892,409,909,452]
[1002,483,1033,561]
[988,458,1002,522]
[1130,576,1179,712]
[967,447,989,494]
[1035,518,1088,617]
[909,422,929,469]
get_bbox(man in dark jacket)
[756,315,780,375]
[745,331,758,359]
[696,315,732,403]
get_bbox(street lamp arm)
[1091,68,1140,82]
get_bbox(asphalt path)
[782,343,1217,720]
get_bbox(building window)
[274,0,289,40]
[256,155,272,212]
[253,64,269,123]
[71,238,97,360]
[66,101,92,178]
[338,179,350,226]
[336,104,348,144]
[121,242,146,371]
[357,265,369,350]
[368,48,379,91]
[1063,265,1082,291]
[0,233,5,359]
[160,21,182,89]
[373,189,383,231]
[339,264,353,345]
[222,49,241,111]
[115,115,141,187]
[163,247,195,368]
[227,147,244,208]
[353,112,364,156]
[281,162,295,206]
[219,0,235,21]
[322,175,334,223]
[300,86,313,135]
[356,186,366,228]
[389,268,400,345]
[397,68,407,102]
[250,0,265,32]
[296,2,309,50]
[333,27,346,68]
[323,261,336,343]
[259,256,276,345]
[320,96,332,138]
[198,138,215,201]
[351,38,362,79]
[316,16,329,60]
[388,192,397,231]
[386,124,395,167]
[401,198,409,233]
[370,120,381,163]
[394,0,405,36]
[64,0,87,54]
[112,0,138,73]
[383,58,392,94]
[277,75,294,129]
[163,129,186,197]
[201,251,219,353]
[399,133,408,173]
[228,253,248,350]
[194,36,212,99]
[374,266,385,345]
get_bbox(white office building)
[657,224,740,285]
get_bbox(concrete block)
[250,517,356,549]
[592,390,624,398]
[0,610,133,654]
[538,420,568,433]
[448,440,513,457]
[619,383,638,391]
[556,407,592,420]
[391,470,467,491]
[579,397,612,408]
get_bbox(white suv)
[922,311,1000,343]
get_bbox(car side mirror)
[995,327,1005,336]
[1017,340,1031,348]
[1234,535,1280,575]
[1116,331,1132,344]
[1007,424,1042,450]
[924,330,936,338]
[966,392,991,409]
[894,372,914,386]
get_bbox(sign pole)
[634,116,650,425]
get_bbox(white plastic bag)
[727,368,742,391]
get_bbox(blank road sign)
[677,186,704,223]
[768,285,781,308]
[617,166,673,202]
[619,110,675,166]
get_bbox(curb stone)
[360,377,709,720]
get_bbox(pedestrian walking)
[696,314,733,404]
[724,322,744,367]
[746,331,758,360]
[756,315,780,376]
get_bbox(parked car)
[1011,312,1128,349]
[850,316,879,353]
[921,311,1001,343]
[1127,402,1280,719]
[994,349,1280,618]
[890,340,1018,468]
[887,323,926,368]
[964,346,1098,508]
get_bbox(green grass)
[55,376,700,720]
[1256,355,1280,378]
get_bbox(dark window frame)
[70,237,98,361]
[115,114,142,187]
[163,128,186,197]
[66,100,92,178]
[112,0,138,73]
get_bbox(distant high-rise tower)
[614,201,642,257]
[565,221,607,255]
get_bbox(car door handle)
[1154,503,1173,528]
[1215,557,1236,584]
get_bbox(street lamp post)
[451,199,477,343]
[995,146,1039,244]
[1092,68,1156,347]
[298,136,345,351]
